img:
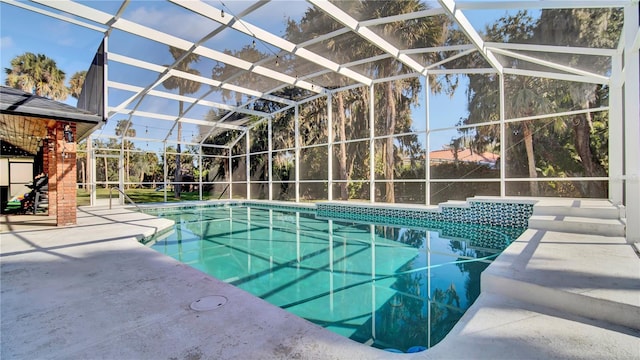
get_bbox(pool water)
[145,205,519,352]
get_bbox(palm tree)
[360,0,448,202]
[68,70,87,99]
[507,77,552,196]
[162,46,201,199]
[4,52,68,100]
[137,152,160,185]
[289,4,356,200]
[287,1,449,202]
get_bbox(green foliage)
[203,0,448,202]
[68,70,87,99]
[5,52,68,100]
[76,188,214,206]
[458,8,619,198]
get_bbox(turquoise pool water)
[144,205,521,352]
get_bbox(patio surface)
[1,202,638,359]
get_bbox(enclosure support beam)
[268,116,273,201]
[609,54,623,205]
[198,144,203,200]
[369,85,375,203]
[438,0,504,74]
[246,131,250,200]
[327,95,333,201]
[424,76,431,205]
[294,104,300,203]
[623,3,639,243]
[499,74,506,197]
[163,142,168,203]
[88,136,96,206]
[118,132,124,204]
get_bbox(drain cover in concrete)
[190,295,228,311]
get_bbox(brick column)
[48,122,77,226]
[44,129,55,217]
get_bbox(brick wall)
[47,122,77,226]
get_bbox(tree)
[346,0,451,202]
[286,4,358,200]
[458,9,619,197]
[285,0,450,202]
[162,47,201,199]
[68,70,87,99]
[137,151,161,184]
[533,8,620,196]
[507,79,552,196]
[202,1,454,203]
[4,52,68,100]
[455,12,544,195]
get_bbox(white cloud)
[0,36,14,49]
[126,5,218,43]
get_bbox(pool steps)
[482,198,638,330]
[527,215,625,236]
[526,200,626,236]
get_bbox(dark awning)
[0,86,104,154]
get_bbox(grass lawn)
[76,188,220,206]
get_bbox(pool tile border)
[139,198,534,229]
[316,199,535,229]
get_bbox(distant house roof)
[430,148,498,165]
[0,86,104,154]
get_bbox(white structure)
[1,0,638,241]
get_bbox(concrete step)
[482,271,640,331]
[532,204,621,219]
[482,229,640,331]
[528,215,625,237]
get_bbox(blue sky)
[0,1,514,152]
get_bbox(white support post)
[609,54,623,205]
[369,85,375,203]
[499,74,506,197]
[268,116,273,201]
[424,75,430,205]
[327,94,333,201]
[228,149,233,200]
[294,104,300,203]
[163,142,168,202]
[228,144,234,199]
[198,144,203,200]
[88,136,95,206]
[369,224,376,336]
[119,132,125,204]
[246,130,250,200]
[624,3,639,242]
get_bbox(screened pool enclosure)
[5,1,638,239]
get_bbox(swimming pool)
[143,203,524,352]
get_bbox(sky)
[0,1,515,152]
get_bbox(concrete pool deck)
[1,201,639,359]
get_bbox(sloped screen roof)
[0,0,632,149]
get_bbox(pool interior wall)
[141,198,535,231]
[139,198,534,352]
[141,199,533,253]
